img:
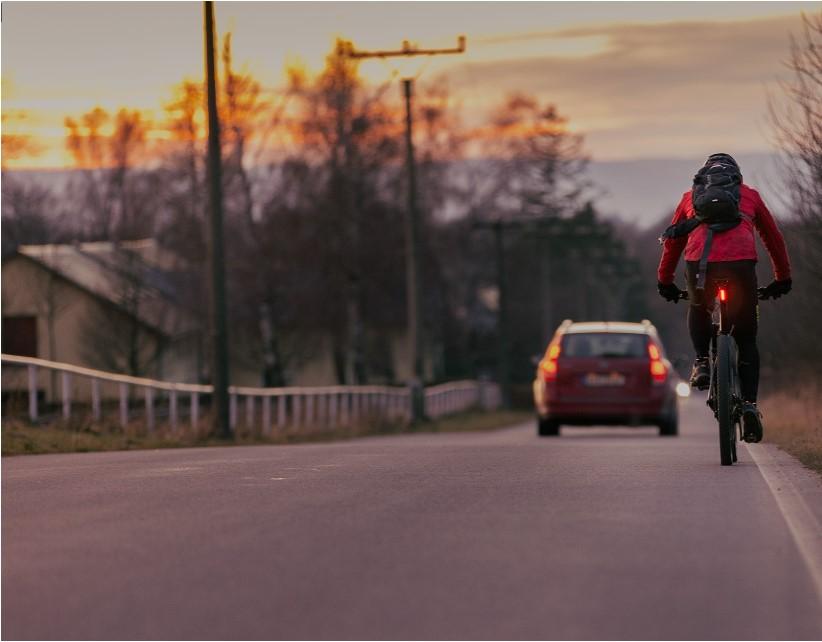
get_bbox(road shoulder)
[746,441,822,606]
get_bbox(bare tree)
[461,94,590,222]
[769,13,822,232]
[764,11,822,375]
[64,107,160,240]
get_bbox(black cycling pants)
[685,260,759,402]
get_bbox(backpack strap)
[657,216,701,244]
[695,227,713,290]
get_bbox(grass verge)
[1,409,532,456]
[760,386,822,477]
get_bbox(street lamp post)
[339,37,465,422]
[402,77,425,421]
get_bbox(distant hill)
[4,152,787,230]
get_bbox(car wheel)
[538,417,560,437]
[658,409,678,437]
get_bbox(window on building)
[2,316,38,357]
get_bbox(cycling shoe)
[690,357,710,390]
[741,402,763,443]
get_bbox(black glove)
[758,278,792,300]
[658,281,686,303]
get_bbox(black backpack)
[658,161,743,290]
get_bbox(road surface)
[3,395,822,640]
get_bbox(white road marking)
[746,442,822,606]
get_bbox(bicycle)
[678,282,741,466]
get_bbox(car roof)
[563,321,654,335]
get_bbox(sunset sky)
[2,1,820,168]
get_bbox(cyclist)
[656,153,792,442]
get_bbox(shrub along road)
[3,395,821,640]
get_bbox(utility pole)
[339,37,466,422]
[473,219,511,409]
[203,0,231,439]
[473,215,578,410]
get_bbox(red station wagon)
[533,320,679,437]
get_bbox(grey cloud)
[439,14,807,157]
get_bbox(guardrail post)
[293,394,302,427]
[245,395,254,430]
[329,393,338,426]
[277,395,286,428]
[341,392,350,425]
[306,394,315,425]
[351,393,359,423]
[262,396,271,435]
[170,390,178,433]
[191,392,199,430]
[27,365,38,422]
[91,378,101,422]
[145,387,155,432]
[119,383,128,428]
[61,372,71,421]
[230,393,237,430]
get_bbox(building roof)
[14,240,196,337]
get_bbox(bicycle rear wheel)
[716,334,735,466]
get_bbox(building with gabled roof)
[2,239,203,402]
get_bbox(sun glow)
[2,2,816,169]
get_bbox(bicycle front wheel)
[716,334,735,466]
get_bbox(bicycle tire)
[716,334,734,466]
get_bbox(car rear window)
[561,333,647,358]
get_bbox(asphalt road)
[3,395,822,640]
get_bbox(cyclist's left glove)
[757,278,792,300]
[657,281,686,303]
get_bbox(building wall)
[1,257,200,402]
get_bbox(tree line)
[3,17,819,395]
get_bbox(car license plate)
[583,372,626,387]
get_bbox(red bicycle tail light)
[718,287,727,302]
[541,342,561,382]
[648,342,667,384]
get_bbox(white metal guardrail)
[1,354,500,433]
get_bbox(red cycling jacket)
[657,183,791,284]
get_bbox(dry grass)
[1,409,532,456]
[760,384,822,476]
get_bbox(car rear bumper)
[538,398,674,425]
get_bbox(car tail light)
[541,343,561,382]
[648,342,667,384]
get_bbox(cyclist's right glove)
[657,281,686,303]
[757,278,792,300]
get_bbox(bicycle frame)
[707,279,743,465]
